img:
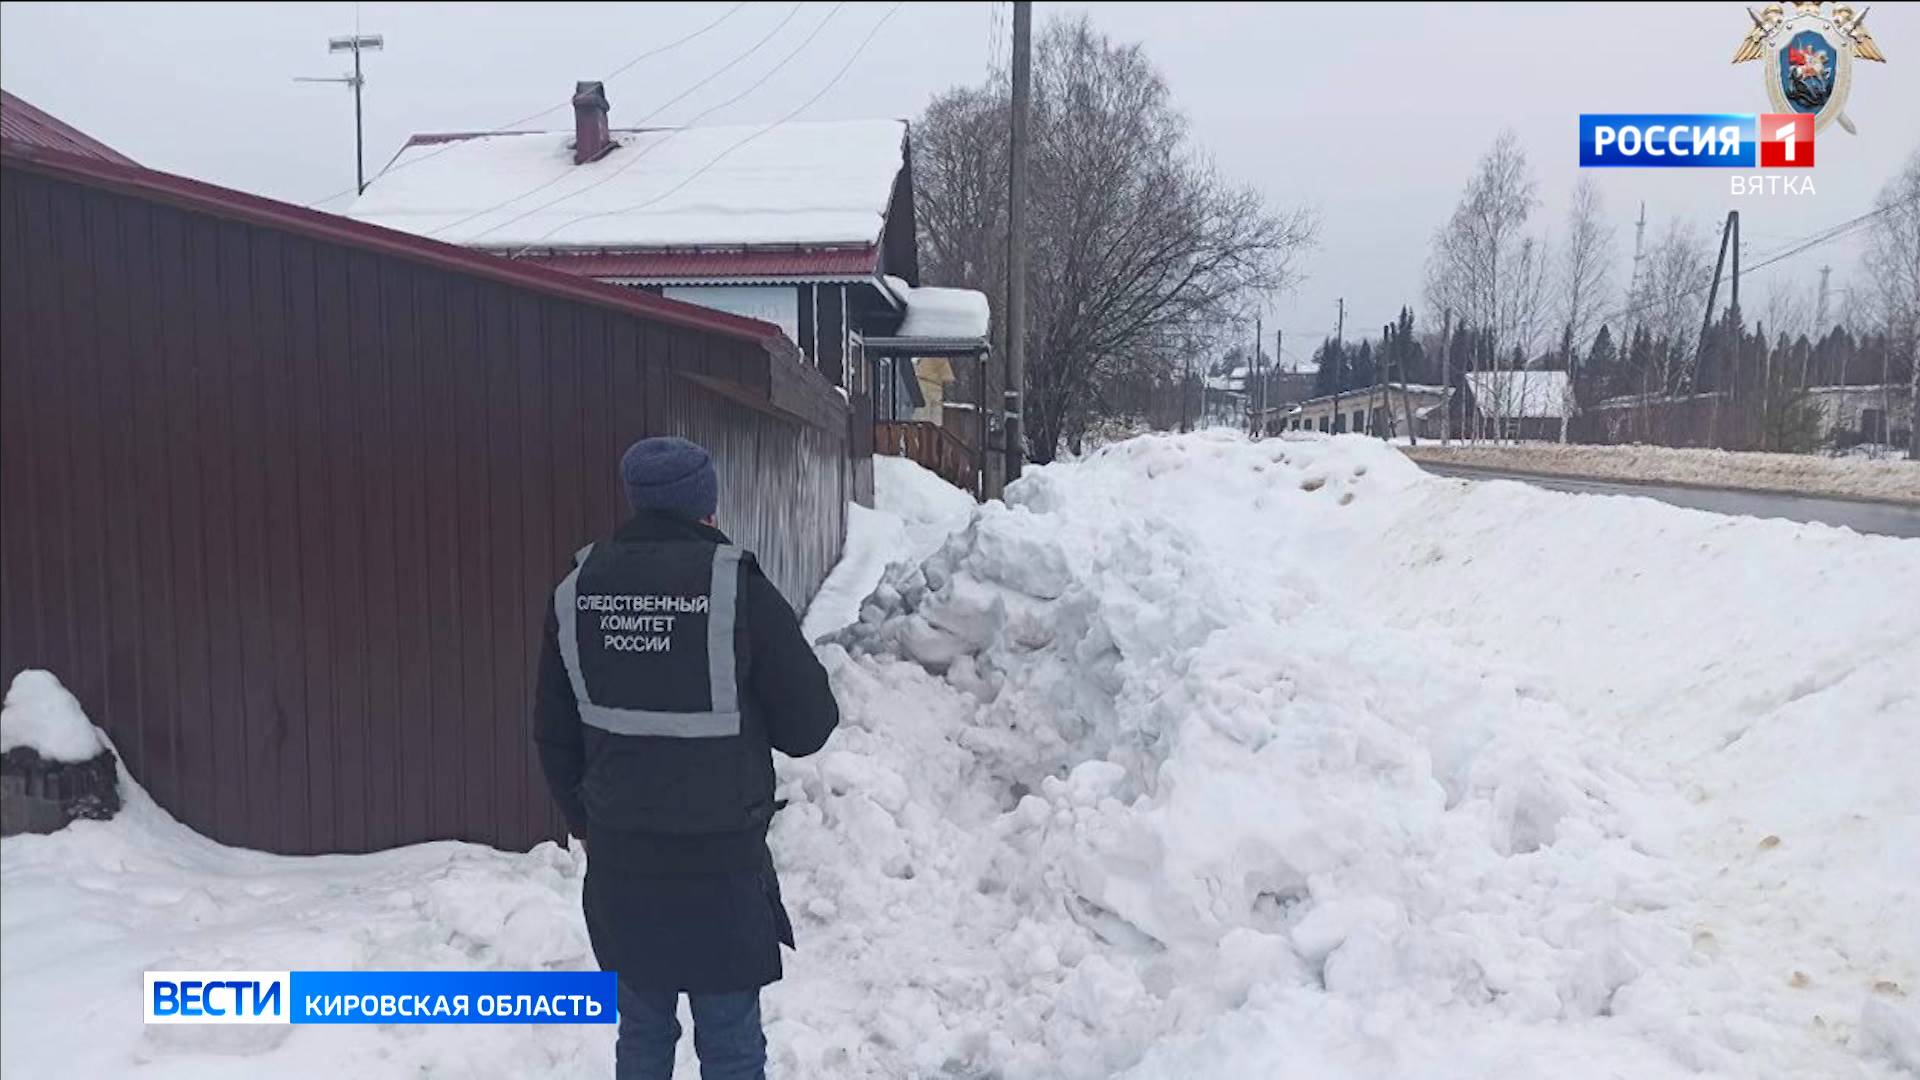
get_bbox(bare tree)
[1425,130,1548,441]
[1761,273,1818,345]
[914,15,1315,462]
[1555,177,1615,439]
[1641,216,1714,395]
[1859,146,1920,459]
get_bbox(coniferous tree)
[1581,324,1617,406]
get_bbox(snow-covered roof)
[1203,366,1254,393]
[345,118,908,251]
[887,279,990,341]
[1466,370,1571,419]
[1294,384,1451,408]
[873,276,990,346]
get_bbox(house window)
[1350,410,1363,432]
[1318,416,1329,433]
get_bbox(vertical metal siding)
[0,165,853,854]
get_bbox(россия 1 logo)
[1578,114,1812,169]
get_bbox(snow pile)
[1,670,105,762]
[1405,441,1920,503]
[773,431,1920,1078]
[346,119,906,250]
[799,456,976,642]
[5,431,1916,1078]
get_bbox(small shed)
[0,95,856,855]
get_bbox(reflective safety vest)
[554,541,747,737]
[555,538,776,836]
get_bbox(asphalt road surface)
[1417,462,1920,539]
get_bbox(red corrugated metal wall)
[0,164,850,854]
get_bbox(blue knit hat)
[620,436,718,520]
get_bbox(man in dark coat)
[535,436,839,1080]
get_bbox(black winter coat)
[534,512,839,992]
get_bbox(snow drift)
[4,432,1915,1079]
[781,432,1920,1078]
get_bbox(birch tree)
[1641,217,1713,395]
[1555,177,1615,437]
[1425,130,1548,441]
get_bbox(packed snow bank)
[784,431,1920,1078]
[1404,441,1920,503]
[800,456,975,641]
[1,670,105,762]
[6,432,1915,1079]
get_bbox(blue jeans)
[616,982,765,1080]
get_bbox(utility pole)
[1251,315,1263,437]
[1004,0,1031,486]
[1274,328,1284,429]
[297,31,385,195]
[1816,264,1832,332]
[1332,297,1345,434]
[1439,308,1453,445]
[1730,210,1741,377]
[1701,210,1734,448]
[1393,320,1418,446]
[1374,323,1391,437]
[1730,210,1742,437]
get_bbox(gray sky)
[4,1,1915,365]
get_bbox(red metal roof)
[0,90,136,166]
[517,246,881,282]
[0,141,795,355]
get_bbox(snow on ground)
[5,431,1917,1078]
[1404,441,1920,503]
[800,456,977,642]
[1,669,106,761]
[1,720,605,1077]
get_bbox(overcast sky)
[4,1,1915,365]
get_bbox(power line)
[303,1,751,209]
[1587,193,1919,336]
[620,2,808,130]
[507,1,906,256]
[455,1,831,244]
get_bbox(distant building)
[1464,370,1571,441]
[1201,366,1250,427]
[1806,384,1913,447]
[1278,385,1451,438]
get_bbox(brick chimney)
[572,81,612,165]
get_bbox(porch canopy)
[864,277,993,493]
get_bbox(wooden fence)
[874,420,979,495]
